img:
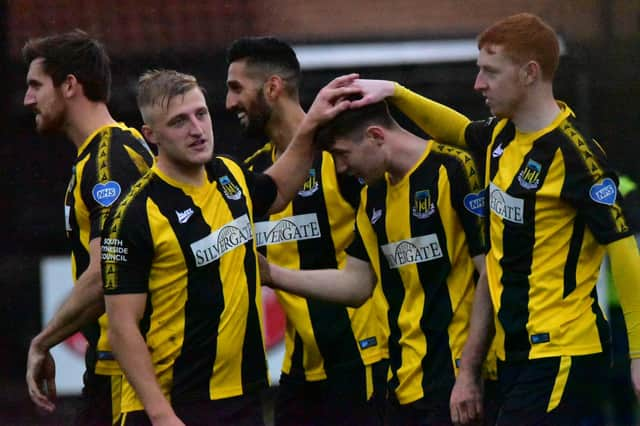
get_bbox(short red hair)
[478,13,560,81]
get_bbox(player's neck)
[511,84,560,133]
[156,156,206,188]
[267,101,305,159]
[387,130,427,185]
[65,101,117,148]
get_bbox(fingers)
[326,73,360,88]
[45,376,57,404]
[28,382,56,413]
[348,94,377,109]
[451,397,483,425]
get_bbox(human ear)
[141,124,158,146]
[365,126,385,146]
[264,75,284,101]
[62,74,79,98]
[521,61,539,85]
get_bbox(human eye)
[169,116,186,127]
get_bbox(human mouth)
[237,112,248,127]
[189,138,208,150]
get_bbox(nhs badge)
[298,168,319,197]
[92,181,122,207]
[219,175,242,200]
[412,190,435,219]
[590,177,617,206]
[464,189,486,217]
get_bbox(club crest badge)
[92,181,122,207]
[517,159,542,190]
[412,190,436,219]
[219,175,242,200]
[298,168,319,197]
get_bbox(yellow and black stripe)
[463,104,632,361]
[65,123,153,376]
[347,142,485,404]
[102,158,275,413]
[245,145,388,383]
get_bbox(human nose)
[225,92,236,111]
[188,115,204,136]
[24,88,35,106]
[334,156,348,174]
[473,72,486,92]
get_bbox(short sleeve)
[561,140,633,244]
[101,194,154,294]
[245,170,278,218]
[445,153,488,256]
[82,132,151,240]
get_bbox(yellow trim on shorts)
[547,356,571,412]
[111,375,123,424]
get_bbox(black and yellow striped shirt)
[347,142,485,404]
[464,104,632,361]
[65,123,153,376]
[101,158,276,412]
[245,144,388,381]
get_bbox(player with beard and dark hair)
[23,30,154,425]
[226,37,389,426]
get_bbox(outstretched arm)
[607,235,640,400]
[450,255,494,426]
[265,73,361,214]
[350,79,471,147]
[26,237,105,412]
[261,254,376,307]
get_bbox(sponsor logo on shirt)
[589,177,617,206]
[381,234,443,269]
[517,158,542,190]
[254,214,321,247]
[371,208,383,224]
[219,175,242,201]
[298,169,319,197]
[489,182,524,224]
[412,190,436,219]
[190,214,253,266]
[101,238,129,263]
[176,208,195,224]
[463,189,486,217]
[92,181,122,207]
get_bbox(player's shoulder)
[429,141,476,167]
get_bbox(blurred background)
[1,1,639,424]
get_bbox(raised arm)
[350,79,471,147]
[261,254,376,307]
[607,235,640,400]
[26,237,105,412]
[264,74,361,214]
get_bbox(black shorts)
[274,359,388,426]
[73,371,120,426]
[121,393,264,426]
[496,352,609,426]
